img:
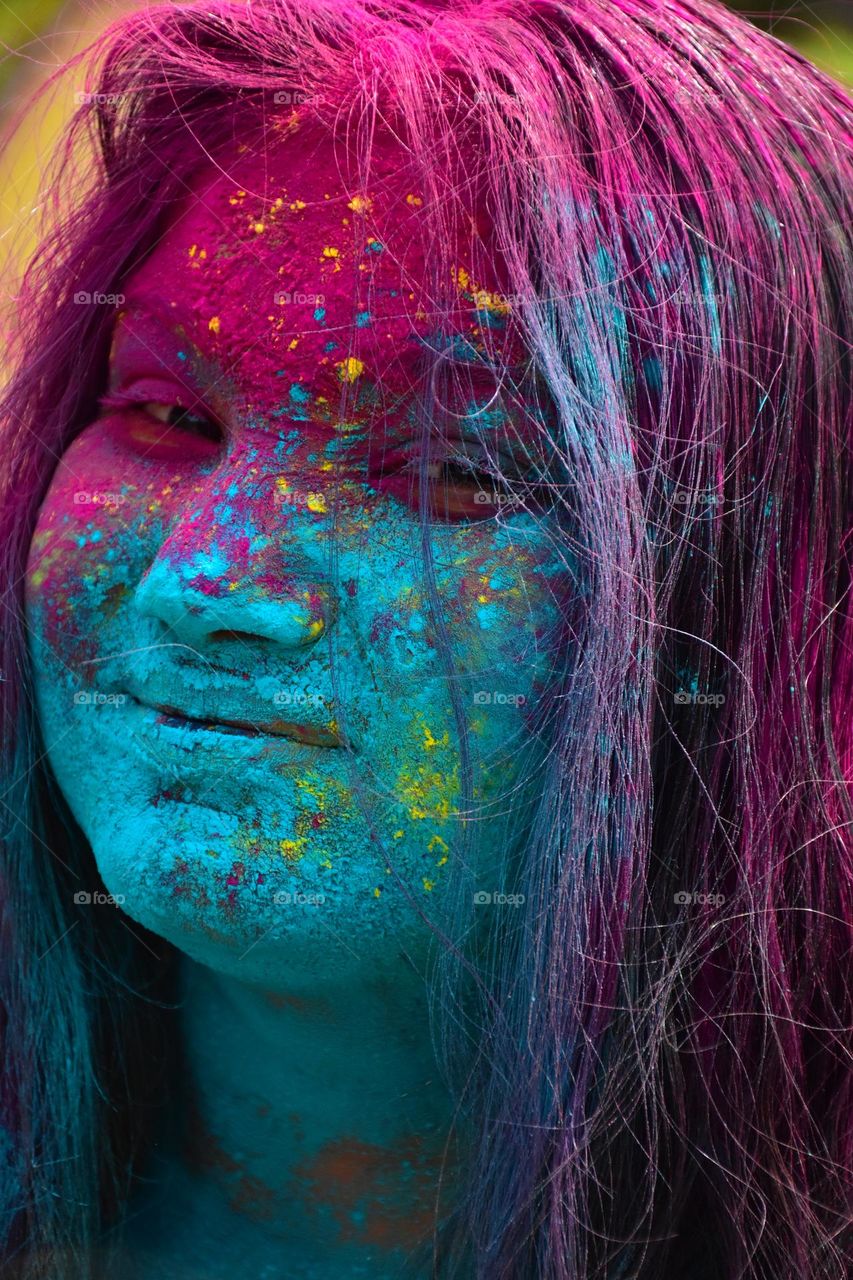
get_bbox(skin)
[24,117,577,1278]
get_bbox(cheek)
[25,418,235,653]
[340,516,572,893]
[26,444,156,652]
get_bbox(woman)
[1,1,850,1276]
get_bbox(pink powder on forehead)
[120,114,529,422]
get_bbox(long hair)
[1,2,851,1277]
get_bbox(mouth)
[127,696,344,748]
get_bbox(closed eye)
[95,389,225,459]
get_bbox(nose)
[129,465,336,653]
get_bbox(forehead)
[118,116,530,420]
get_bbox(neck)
[155,955,459,1277]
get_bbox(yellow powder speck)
[393,830,404,840]
[342,218,350,226]
[437,856,448,867]
[228,582,239,591]
[322,246,340,258]
[307,620,325,639]
[275,476,290,493]
[306,492,327,513]
[335,357,364,382]
[423,878,435,892]
[208,316,221,335]
[373,887,382,898]
[317,396,328,403]
[406,194,423,206]
[477,593,489,604]
[428,834,449,854]
[274,197,283,208]
[289,200,306,211]
[453,265,470,290]
[188,244,197,258]
[347,194,373,214]
[320,858,333,870]
[288,339,300,350]
[252,221,266,234]
[279,838,306,861]
[199,249,207,260]
[320,460,334,471]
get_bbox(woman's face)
[25,119,576,986]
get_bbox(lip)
[126,694,345,748]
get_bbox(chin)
[85,812,439,990]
